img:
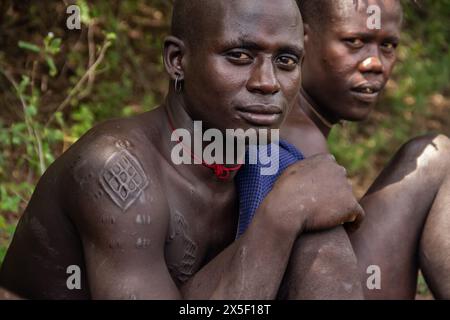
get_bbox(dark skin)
[281,0,450,299]
[0,287,21,300]
[0,0,363,299]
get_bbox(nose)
[247,57,281,95]
[358,56,384,74]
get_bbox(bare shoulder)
[60,113,171,245]
[64,114,158,171]
[281,121,329,157]
[42,112,183,299]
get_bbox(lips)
[350,82,384,103]
[236,105,283,126]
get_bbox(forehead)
[206,0,303,48]
[331,0,402,34]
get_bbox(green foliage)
[0,215,17,263]
[70,104,95,140]
[18,33,62,77]
[417,272,431,298]
[18,41,40,53]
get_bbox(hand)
[262,154,364,235]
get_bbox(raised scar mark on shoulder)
[94,190,104,201]
[100,149,149,212]
[136,214,151,225]
[109,240,122,249]
[115,139,132,149]
[136,237,151,249]
[72,156,96,188]
[101,215,116,225]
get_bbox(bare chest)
[163,183,238,286]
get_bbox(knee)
[280,228,363,299]
[399,133,450,169]
[295,228,359,272]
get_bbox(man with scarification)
[0,0,363,299]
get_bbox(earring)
[174,74,183,93]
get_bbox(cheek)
[324,48,357,80]
[280,70,302,99]
[383,56,397,78]
[184,59,247,116]
[200,58,247,95]
[314,44,352,82]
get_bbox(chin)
[341,104,375,122]
[344,114,370,122]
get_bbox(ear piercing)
[175,73,183,93]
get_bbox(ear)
[163,35,186,81]
[303,23,310,47]
[301,23,310,68]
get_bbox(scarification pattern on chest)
[166,212,198,284]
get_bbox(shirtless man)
[279,0,450,299]
[0,0,363,299]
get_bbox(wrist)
[257,196,306,239]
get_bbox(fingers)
[312,153,347,175]
[314,153,336,162]
[344,202,365,233]
[285,153,338,177]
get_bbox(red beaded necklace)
[167,112,242,180]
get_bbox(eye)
[275,55,299,70]
[225,51,253,64]
[381,42,398,53]
[344,38,364,49]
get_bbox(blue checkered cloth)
[235,140,304,237]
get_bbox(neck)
[298,88,339,138]
[164,92,242,181]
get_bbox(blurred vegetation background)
[0,0,449,297]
